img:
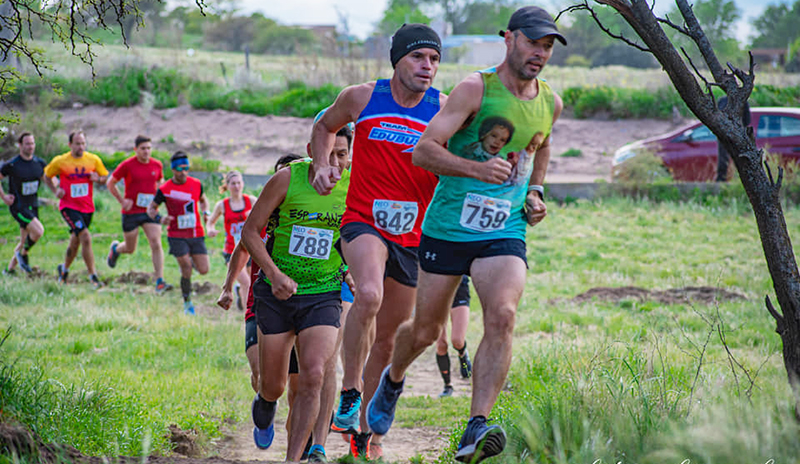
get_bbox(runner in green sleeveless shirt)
[241,134,350,462]
[367,6,565,464]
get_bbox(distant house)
[442,35,505,66]
[751,48,788,68]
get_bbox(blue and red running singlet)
[342,79,441,248]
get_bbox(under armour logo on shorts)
[425,251,436,261]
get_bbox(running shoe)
[459,351,473,379]
[454,417,506,464]
[15,251,32,274]
[57,264,68,284]
[252,423,274,450]
[107,241,120,268]
[155,278,173,295]
[439,385,454,398]
[331,388,361,434]
[301,434,313,460]
[183,301,195,315]
[349,432,371,460]
[307,445,327,463]
[366,365,403,436]
[90,274,103,289]
[2,269,16,276]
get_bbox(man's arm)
[217,240,251,310]
[524,91,563,226]
[310,83,373,194]
[412,74,511,184]
[242,169,295,300]
[106,175,133,211]
[199,193,210,218]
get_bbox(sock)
[436,353,451,386]
[24,237,36,251]
[181,277,191,302]
[456,341,468,357]
[387,372,404,390]
[252,394,277,429]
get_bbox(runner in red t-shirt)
[309,24,445,458]
[147,151,209,315]
[106,135,172,294]
[206,170,257,312]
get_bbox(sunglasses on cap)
[173,165,189,172]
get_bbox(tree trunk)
[592,0,800,408]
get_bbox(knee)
[298,364,326,392]
[354,284,383,314]
[417,323,445,348]
[147,237,162,252]
[196,264,209,275]
[484,307,516,337]
[436,337,448,353]
[259,378,285,401]
[78,231,92,246]
[29,228,43,241]
[125,241,137,254]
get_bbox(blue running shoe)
[15,251,31,274]
[366,365,404,436]
[454,417,506,464]
[331,388,361,434]
[183,301,195,315]
[253,423,274,450]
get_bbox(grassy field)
[24,40,800,94]
[1,186,798,463]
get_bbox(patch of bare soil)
[571,286,747,305]
[117,270,152,285]
[52,105,689,181]
[193,281,217,295]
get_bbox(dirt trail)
[216,344,471,463]
[52,105,688,181]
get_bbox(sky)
[236,0,772,43]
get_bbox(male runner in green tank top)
[366,6,566,463]
[241,144,350,463]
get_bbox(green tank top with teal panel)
[264,161,349,294]
[422,70,555,242]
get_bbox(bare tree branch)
[559,1,650,52]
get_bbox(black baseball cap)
[499,6,567,46]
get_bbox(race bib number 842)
[289,225,333,260]
[459,193,511,232]
[372,200,418,236]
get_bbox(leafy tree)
[750,0,800,49]
[0,0,207,126]
[376,3,431,36]
[455,1,518,35]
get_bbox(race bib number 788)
[289,225,333,260]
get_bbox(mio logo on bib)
[367,122,423,153]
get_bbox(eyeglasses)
[173,165,189,172]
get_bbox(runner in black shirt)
[0,132,57,273]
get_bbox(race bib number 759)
[372,200,418,236]
[459,193,511,232]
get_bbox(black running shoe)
[459,351,473,379]
[454,417,506,464]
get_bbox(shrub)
[611,149,673,185]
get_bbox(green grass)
[2,192,799,462]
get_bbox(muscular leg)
[142,223,164,280]
[176,255,193,301]
[340,234,388,392]
[78,229,96,275]
[313,301,351,446]
[64,233,81,270]
[436,322,449,356]
[468,255,525,418]
[191,253,209,275]
[256,329,294,426]
[450,305,470,351]
[246,344,259,393]
[361,277,416,440]
[8,227,25,271]
[388,272,461,382]
[236,268,251,309]
[23,218,44,254]
[287,325,339,462]
[115,228,139,255]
